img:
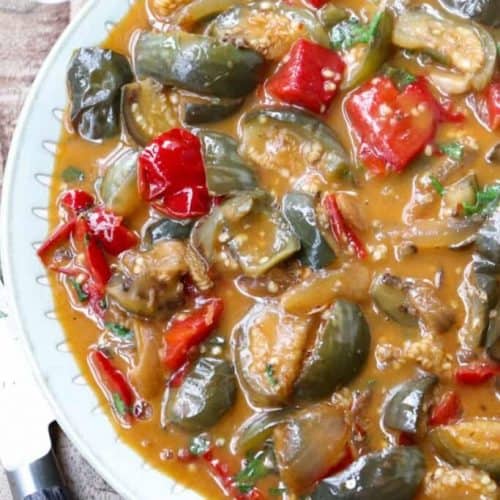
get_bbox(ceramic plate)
[0,1,199,498]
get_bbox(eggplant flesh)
[133,31,264,98]
[311,446,426,500]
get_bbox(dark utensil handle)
[6,451,72,500]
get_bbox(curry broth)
[47,0,500,498]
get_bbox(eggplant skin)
[476,209,500,266]
[439,0,500,27]
[67,47,133,141]
[293,300,370,401]
[311,446,426,500]
[133,31,265,98]
[166,357,237,431]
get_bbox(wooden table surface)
[0,1,121,498]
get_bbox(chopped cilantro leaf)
[331,12,382,50]
[269,486,287,496]
[189,435,211,457]
[61,166,85,183]
[105,322,134,340]
[384,66,416,90]
[265,364,278,387]
[429,175,445,196]
[0,311,7,319]
[69,278,89,302]
[235,453,270,493]
[439,141,464,162]
[112,392,130,417]
[463,184,500,216]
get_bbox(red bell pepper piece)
[398,432,416,446]
[345,76,444,174]
[323,194,367,259]
[429,391,462,426]
[86,207,139,256]
[455,363,500,385]
[267,39,345,114]
[306,0,328,8]
[86,280,107,318]
[37,219,76,264]
[60,189,95,216]
[89,349,135,423]
[84,237,111,294]
[138,128,211,219]
[486,82,500,130]
[162,298,224,371]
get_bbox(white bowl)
[0,1,200,498]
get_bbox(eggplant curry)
[39,0,500,498]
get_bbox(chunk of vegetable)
[273,404,348,493]
[485,300,500,361]
[370,273,417,327]
[441,174,478,218]
[60,189,95,216]
[100,150,142,217]
[233,303,311,407]
[317,5,348,29]
[383,375,437,434]
[182,96,243,125]
[476,209,500,266]
[138,128,211,219]
[161,298,223,371]
[143,218,194,248]
[67,47,132,141]
[486,82,500,130]
[37,219,76,265]
[431,420,500,479]
[222,191,300,277]
[133,31,264,98]
[429,391,462,427]
[294,300,370,401]
[311,446,426,500]
[210,5,329,60]
[345,76,440,174]
[240,106,350,181]
[267,39,345,114]
[164,357,237,431]
[438,0,500,28]
[196,130,257,195]
[121,79,179,147]
[281,262,370,315]
[283,192,335,270]
[393,10,496,94]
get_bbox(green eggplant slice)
[340,9,394,90]
[370,273,418,327]
[221,191,300,277]
[196,130,257,195]
[294,300,370,401]
[164,357,237,431]
[274,403,348,494]
[383,375,437,434]
[240,106,351,181]
[233,303,312,407]
[67,47,133,141]
[485,299,500,361]
[100,149,141,217]
[283,192,336,270]
[439,0,500,28]
[476,209,500,266]
[143,218,194,248]
[133,31,264,98]
[393,10,496,93]
[318,4,348,30]
[182,96,244,125]
[311,446,426,500]
[431,419,500,479]
[121,79,179,146]
[210,4,329,60]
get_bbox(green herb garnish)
[189,435,211,457]
[429,175,445,196]
[384,66,416,90]
[265,364,278,387]
[235,453,270,493]
[0,311,7,319]
[69,278,89,302]
[331,12,382,50]
[269,486,287,496]
[463,184,500,216]
[105,323,134,340]
[112,392,130,417]
[439,141,465,162]
[61,166,85,183]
